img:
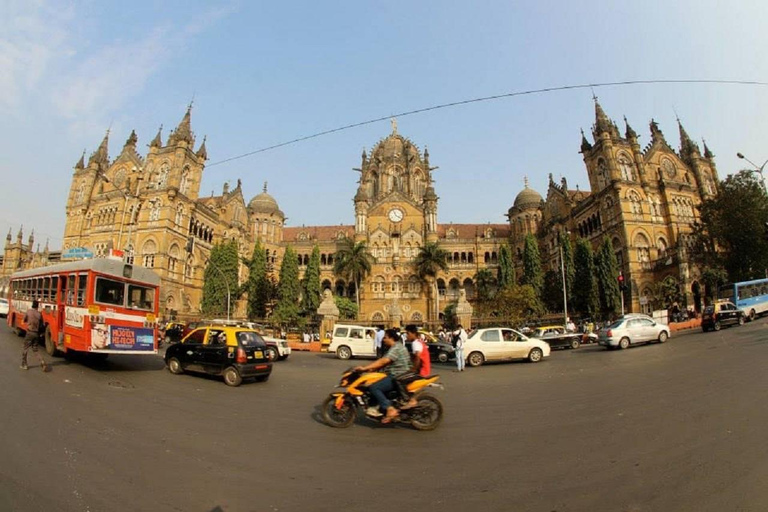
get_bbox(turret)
[5,228,11,247]
[195,136,208,160]
[591,97,621,140]
[74,150,85,170]
[649,119,667,146]
[168,105,194,147]
[124,129,138,150]
[28,229,34,249]
[88,130,110,169]
[150,125,163,149]
[677,118,701,162]
[17,225,23,243]
[580,129,592,153]
[624,116,637,141]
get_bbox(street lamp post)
[206,257,231,321]
[559,231,570,329]
[736,152,768,193]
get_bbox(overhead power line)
[206,79,768,168]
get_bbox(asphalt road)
[1,321,767,512]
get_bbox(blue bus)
[719,278,768,321]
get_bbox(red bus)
[7,258,161,357]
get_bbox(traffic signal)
[618,273,626,292]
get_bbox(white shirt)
[412,338,425,354]
[374,329,385,348]
[453,328,468,349]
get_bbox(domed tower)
[507,177,543,255]
[248,182,285,244]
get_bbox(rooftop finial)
[263,181,268,193]
[524,176,529,188]
[390,117,398,135]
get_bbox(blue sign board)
[62,247,94,259]
[109,326,155,351]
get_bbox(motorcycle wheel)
[409,394,444,431]
[321,396,356,428]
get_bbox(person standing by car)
[453,324,467,372]
[354,328,411,423]
[374,326,385,358]
[21,300,49,372]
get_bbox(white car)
[328,324,378,359]
[464,327,551,366]
[0,298,8,318]
[597,314,670,349]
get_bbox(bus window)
[66,275,75,305]
[127,284,155,311]
[95,277,125,307]
[43,277,51,301]
[77,273,87,306]
[51,276,59,302]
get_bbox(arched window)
[184,255,194,282]
[75,182,85,203]
[125,244,135,265]
[617,153,634,181]
[596,159,608,189]
[156,163,170,189]
[142,240,157,268]
[657,237,668,258]
[391,276,401,293]
[628,191,643,216]
[175,205,184,225]
[168,244,180,274]
[149,200,162,221]
[408,276,420,293]
[179,168,190,194]
[634,233,651,269]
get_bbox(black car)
[404,337,456,363]
[702,301,745,332]
[165,326,272,386]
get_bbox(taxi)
[164,326,272,386]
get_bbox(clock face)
[388,208,404,223]
[661,159,676,179]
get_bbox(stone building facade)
[6,100,715,321]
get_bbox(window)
[179,168,190,194]
[185,329,206,344]
[618,154,634,181]
[43,277,51,301]
[206,329,226,345]
[350,328,364,339]
[51,276,58,302]
[237,331,266,348]
[481,330,501,342]
[142,240,157,268]
[149,200,161,221]
[334,327,349,338]
[95,277,125,306]
[76,273,88,306]
[127,284,154,311]
[156,164,169,189]
[65,274,75,305]
[502,329,520,342]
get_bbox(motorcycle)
[321,368,444,430]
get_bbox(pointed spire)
[677,117,700,156]
[593,97,611,134]
[195,135,208,160]
[150,124,163,148]
[17,225,23,241]
[6,228,11,242]
[703,139,714,159]
[624,116,637,140]
[649,119,667,145]
[169,104,194,145]
[75,150,85,170]
[580,129,592,152]
[28,229,34,245]
[124,129,138,148]
[88,129,110,166]
[44,238,49,253]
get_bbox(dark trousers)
[22,334,47,368]
[369,376,396,412]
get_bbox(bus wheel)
[749,309,756,322]
[45,326,62,357]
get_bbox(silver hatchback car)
[598,314,670,349]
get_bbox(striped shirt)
[384,343,411,377]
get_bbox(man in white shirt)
[374,326,385,358]
[453,325,468,372]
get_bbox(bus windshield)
[127,284,155,311]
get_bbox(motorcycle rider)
[354,328,411,423]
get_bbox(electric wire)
[206,79,768,168]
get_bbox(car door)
[349,327,373,356]
[199,328,228,374]
[635,318,657,342]
[178,328,206,371]
[501,329,528,359]
[479,329,502,360]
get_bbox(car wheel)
[570,338,580,350]
[619,337,630,350]
[738,315,745,326]
[44,326,62,357]
[336,345,352,360]
[467,351,484,367]
[265,346,279,362]
[437,351,450,363]
[223,366,242,387]
[658,331,668,343]
[713,321,721,331]
[528,348,544,362]
[167,357,184,375]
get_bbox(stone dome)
[513,179,542,209]
[248,183,284,217]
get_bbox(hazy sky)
[2,0,767,250]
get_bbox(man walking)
[21,300,49,372]
[374,326,385,358]
[453,324,467,372]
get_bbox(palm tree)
[473,268,497,302]
[413,242,449,322]
[333,237,374,315]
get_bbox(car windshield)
[608,320,624,329]
[236,331,266,348]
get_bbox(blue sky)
[1,0,767,249]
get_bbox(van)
[328,324,378,360]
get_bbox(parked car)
[0,298,8,318]
[162,322,186,344]
[530,325,584,350]
[463,327,550,367]
[597,314,670,349]
[165,325,272,386]
[328,324,378,359]
[404,332,456,363]
[181,319,291,361]
[702,301,745,332]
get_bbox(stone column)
[455,288,473,330]
[317,289,339,349]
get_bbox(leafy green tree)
[302,245,322,315]
[201,240,239,317]
[244,239,272,319]
[473,268,497,302]
[485,284,543,325]
[559,231,575,298]
[497,244,515,289]
[572,238,600,319]
[692,171,768,282]
[273,245,301,325]
[521,233,543,296]
[334,296,358,320]
[413,241,449,320]
[595,236,621,317]
[333,237,374,314]
[541,270,563,312]
[700,267,728,302]
[650,276,683,310]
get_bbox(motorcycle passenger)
[354,328,411,423]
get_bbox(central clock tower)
[352,122,439,325]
